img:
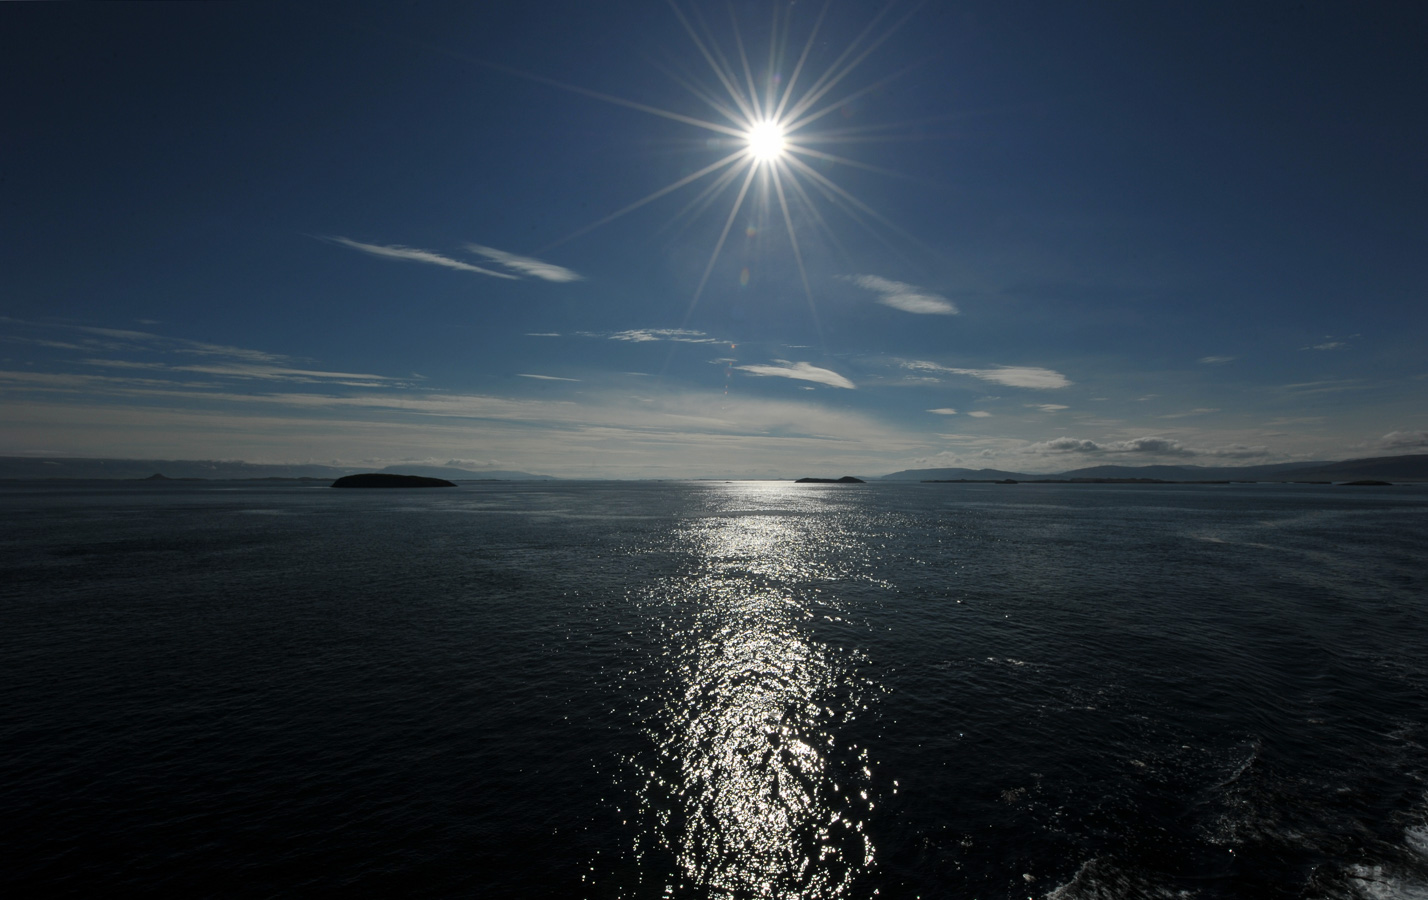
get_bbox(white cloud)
[927,408,958,415]
[1379,430,1428,450]
[1199,356,1235,364]
[1021,435,1269,459]
[1158,407,1219,419]
[906,360,1071,389]
[967,410,992,418]
[324,236,517,279]
[517,373,580,382]
[79,355,408,386]
[1025,435,1194,456]
[734,360,856,389]
[525,332,561,338]
[1027,403,1069,412]
[1306,341,1344,351]
[603,328,719,344]
[1029,437,1102,453]
[466,244,582,282]
[846,275,958,315]
[174,342,287,363]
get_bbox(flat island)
[794,476,865,484]
[331,473,457,488]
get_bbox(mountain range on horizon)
[878,454,1428,483]
[1,454,1426,483]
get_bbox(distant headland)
[794,476,865,484]
[331,473,457,488]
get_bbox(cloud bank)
[1023,435,1270,459]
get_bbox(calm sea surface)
[2,480,1426,898]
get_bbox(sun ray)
[686,162,760,321]
[476,57,747,138]
[649,58,746,128]
[665,1,759,126]
[727,6,765,122]
[784,143,916,182]
[780,165,852,260]
[785,154,933,258]
[771,0,833,123]
[655,155,752,241]
[784,2,923,127]
[474,0,940,334]
[763,3,783,118]
[770,163,821,340]
[538,150,747,254]
[780,2,901,126]
[783,60,928,135]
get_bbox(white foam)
[1043,858,1194,899]
[1346,864,1428,900]
[1345,826,1428,899]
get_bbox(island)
[794,476,865,484]
[331,473,457,488]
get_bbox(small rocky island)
[331,473,457,488]
[794,476,865,484]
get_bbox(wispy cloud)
[1158,407,1219,419]
[517,373,580,382]
[602,328,720,344]
[324,236,517,279]
[735,360,855,390]
[466,244,582,282]
[1276,378,1365,395]
[967,410,992,418]
[927,408,958,415]
[1301,334,1358,351]
[1027,403,1069,412]
[1199,356,1235,364]
[526,333,562,337]
[80,357,409,386]
[1379,430,1428,450]
[173,341,287,363]
[845,275,957,315]
[905,360,1072,389]
[27,322,352,372]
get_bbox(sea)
[2,479,1426,899]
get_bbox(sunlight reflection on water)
[634,483,878,899]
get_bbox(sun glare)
[745,120,786,162]
[521,1,925,325]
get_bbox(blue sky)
[3,1,1425,477]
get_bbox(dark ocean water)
[2,480,1426,899]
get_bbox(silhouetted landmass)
[795,476,865,483]
[882,454,1428,483]
[331,474,457,488]
[1341,480,1392,486]
[0,457,555,481]
[376,464,557,481]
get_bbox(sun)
[509,1,927,322]
[745,120,787,163]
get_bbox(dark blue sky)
[3,1,1424,476]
